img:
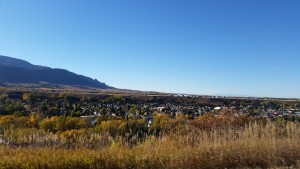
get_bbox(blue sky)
[0,0,300,98]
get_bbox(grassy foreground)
[0,121,300,169]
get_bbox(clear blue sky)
[0,0,300,98]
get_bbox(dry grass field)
[0,120,299,169]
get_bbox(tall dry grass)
[0,121,299,169]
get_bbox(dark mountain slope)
[0,55,49,70]
[0,56,112,89]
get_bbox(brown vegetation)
[0,115,299,169]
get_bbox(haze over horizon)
[0,0,299,98]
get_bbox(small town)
[1,91,300,127]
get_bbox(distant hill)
[0,55,112,89]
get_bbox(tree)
[100,108,107,115]
[23,93,31,102]
[0,115,14,131]
[0,93,9,101]
[39,116,59,133]
[29,113,42,128]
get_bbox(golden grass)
[0,121,300,169]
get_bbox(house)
[143,114,153,128]
[214,107,221,110]
[275,110,288,116]
[293,112,300,117]
[156,107,166,112]
[144,113,153,122]
[93,112,100,116]
[80,115,97,126]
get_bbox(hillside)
[0,55,111,89]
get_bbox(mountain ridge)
[0,55,50,70]
[0,55,112,89]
